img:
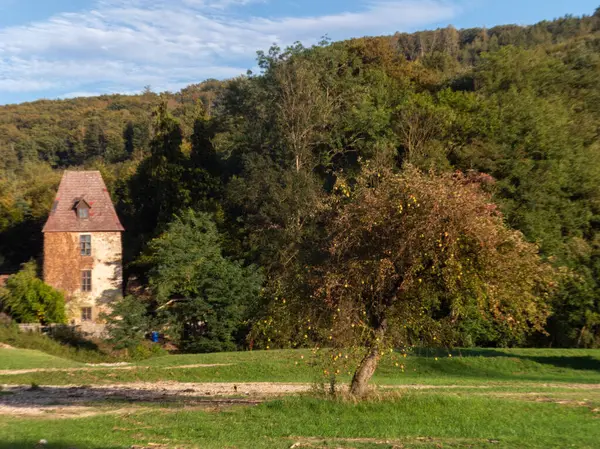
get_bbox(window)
[74,199,91,219]
[81,307,92,321]
[80,235,91,256]
[81,270,92,292]
[77,207,89,219]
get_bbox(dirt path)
[0,363,231,375]
[3,380,599,418]
[0,381,304,417]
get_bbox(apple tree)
[310,165,556,396]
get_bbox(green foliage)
[142,210,263,352]
[0,162,61,271]
[127,341,168,360]
[124,101,224,262]
[279,165,556,394]
[0,261,66,324]
[0,324,111,363]
[127,102,188,236]
[1,7,600,349]
[102,295,154,350]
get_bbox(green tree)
[142,210,263,352]
[83,116,107,158]
[126,102,190,245]
[0,162,60,272]
[298,166,556,396]
[187,103,224,215]
[103,295,153,350]
[0,261,67,324]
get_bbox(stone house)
[42,171,124,327]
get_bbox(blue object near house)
[151,331,159,343]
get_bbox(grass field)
[0,348,83,370]
[0,347,599,448]
[2,347,599,385]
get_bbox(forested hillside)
[2,8,600,348]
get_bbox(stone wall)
[17,323,107,339]
[43,231,122,324]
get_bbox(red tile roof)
[43,171,125,233]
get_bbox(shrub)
[0,324,110,363]
[128,341,167,360]
[102,295,153,350]
[0,261,66,324]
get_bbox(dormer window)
[78,207,89,219]
[74,199,91,220]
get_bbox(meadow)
[1,347,599,449]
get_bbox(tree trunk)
[350,344,381,397]
[350,320,387,397]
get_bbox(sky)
[0,0,597,105]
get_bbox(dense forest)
[2,8,600,349]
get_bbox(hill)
[1,8,600,348]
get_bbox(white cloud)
[245,1,457,36]
[58,91,108,99]
[181,0,266,9]
[0,0,459,100]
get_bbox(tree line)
[1,8,600,353]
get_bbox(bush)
[128,341,167,360]
[0,324,166,363]
[102,295,153,350]
[0,261,66,324]
[0,313,12,326]
[0,324,111,363]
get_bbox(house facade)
[42,171,124,327]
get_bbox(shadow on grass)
[0,384,260,410]
[47,326,101,353]
[413,348,600,372]
[460,349,600,372]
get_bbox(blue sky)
[0,0,597,105]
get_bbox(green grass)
[0,325,116,364]
[1,347,599,386]
[0,325,165,365]
[1,393,599,448]
[0,348,83,370]
[1,348,599,448]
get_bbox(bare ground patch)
[0,363,232,375]
[2,381,599,418]
[0,382,305,417]
[0,404,142,418]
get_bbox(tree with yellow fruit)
[308,164,557,396]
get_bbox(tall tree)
[127,102,189,237]
[299,166,555,396]
[142,210,262,352]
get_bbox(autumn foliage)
[309,166,556,395]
